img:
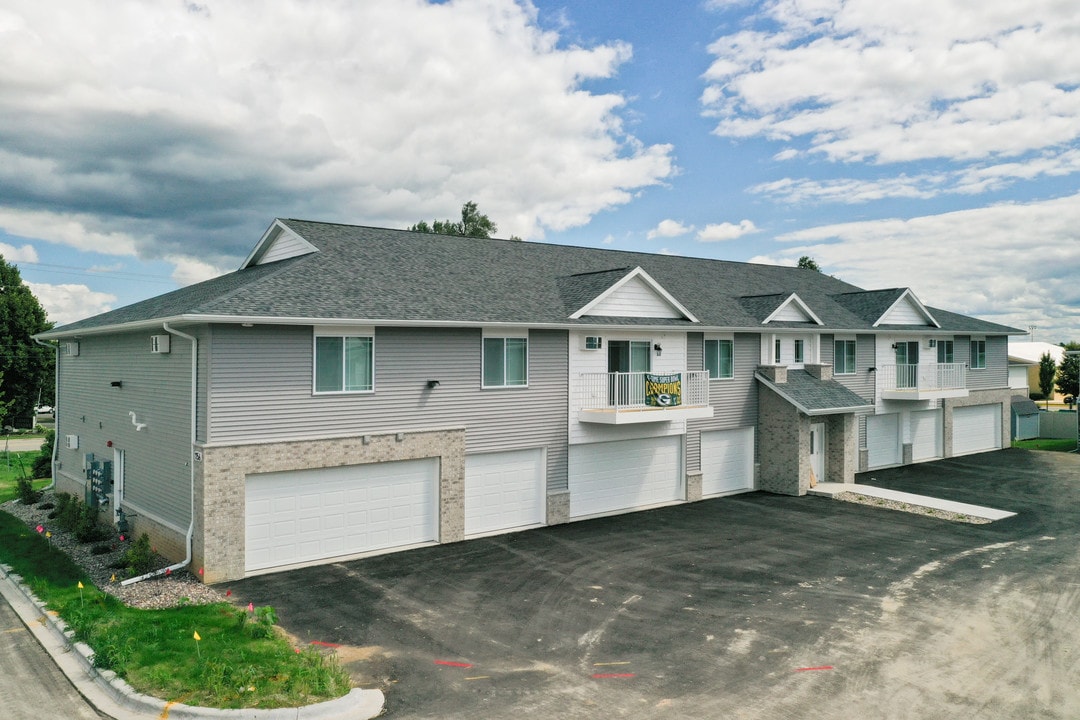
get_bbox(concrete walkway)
[809,482,1016,521]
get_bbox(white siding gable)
[572,267,697,321]
[877,290,940,327]
[243,221,319,268]
[763,293,823,325]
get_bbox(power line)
[12,261,177,285]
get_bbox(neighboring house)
[1008,341,1066,403]
[36,220,1021,582]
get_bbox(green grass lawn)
[0,451,45,503]
[0,472,351,708]
[1012,438,1078,452]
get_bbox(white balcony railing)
[577,371,713,424]
[878,363,968,399]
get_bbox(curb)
[0,564,384,720]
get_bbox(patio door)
[608,341,650,406]
[895,341,919,388]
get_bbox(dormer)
[565,267,698,321]
[242,220,319,268]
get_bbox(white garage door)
[911,409,943,462]
[569,436,682,518]
[866,413,901,468]
[953,404,1003,456]
[700,428,755,496]
[465,449,545,537]
[246,458,438,572]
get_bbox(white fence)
[878,363,967,392]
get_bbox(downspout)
[121,322,197,585]
[33,338,58,490]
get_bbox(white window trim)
[704,335,735,381]
[834,338,858,375]
[312,328,375,394]
[482,332,530,389]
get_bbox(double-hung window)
[314,333,373,393]
[483,336,528,387]
[970,339,986,370]
[834,339,857,375]
[705,339,734,380]
[937,340,954,364]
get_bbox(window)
[834,340,857,375]
[705,339,734,379]
[794,339,805,364]
[774,338,781,364]
[315,335,373,392]
[970,340,986,369]
[937,340,954,364]
[484,337,528,387]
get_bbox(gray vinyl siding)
[686,332,759,472]
[966,334,1009,390]
[54,332,193,529]
[207,325,569,491]
[824,333,876,402]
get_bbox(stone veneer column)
[756,384,809,496]
[824,413,857,484]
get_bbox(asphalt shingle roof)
[759,370,874,413]
[45,219,1023,336]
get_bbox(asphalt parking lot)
[231,448,1080,719]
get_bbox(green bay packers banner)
[645,373,682,407]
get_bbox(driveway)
[230,449,1080,719]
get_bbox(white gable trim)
[874,289,940,328]
[242,220,319,269]
[762,293,823,325]
[569,266,699,322]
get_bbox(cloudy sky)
[2,0,1078,341]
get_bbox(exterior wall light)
[427,380,441,388]
[654,343,663,357]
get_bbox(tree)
[1038,351,1057,409]
[1055,342,1080,402]
[0,257,53,428]
[797,256,821,272]
[410,200,498,239]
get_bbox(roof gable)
[740,293,823,325]
[242,220,319,268]
[876,289,940,328]
[569,266,698,322]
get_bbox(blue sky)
[2,0,1078,341]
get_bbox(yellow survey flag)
[194,631,201,641]
[77,581,83,589]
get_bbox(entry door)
[895,341,919,388]
[810,422,825,484]
[608,340,650,405]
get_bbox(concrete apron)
[809,482,1016,521]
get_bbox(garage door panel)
[465,449,546,537]
[867,414,901,469]
[911,409,943,462]
[953,404,1002,456]
[701,428,755,495]
[569,436,682,518]
[245,458,438,573]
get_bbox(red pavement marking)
[310,640,341,648]
[591,673,636,679]
[794,665,834,672]
[435,660,474,668]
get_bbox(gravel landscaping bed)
[834,490,991,524]
[2,491,226,609]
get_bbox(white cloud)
[758,193,1080,341]
[27,282,116,326]
[0,242,38,263]
[703,0,1080,165]
[647,219,694,239]
[166,255,230,287]
[0,0,675,266]
[697,219,759,242]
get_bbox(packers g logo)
[655,393,674,406]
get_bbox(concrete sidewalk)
[809,482,1017,521]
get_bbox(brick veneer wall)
[195,427,466,583]
[757,383,809,495]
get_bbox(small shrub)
[31,429,54,479]
[91,544,114,556]
[75,504,111,543]
[16,476,40,505]
[39,502,54,511]
[122,533,155,576]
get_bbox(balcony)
[878,363,969,400]
[577,371,714,424]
